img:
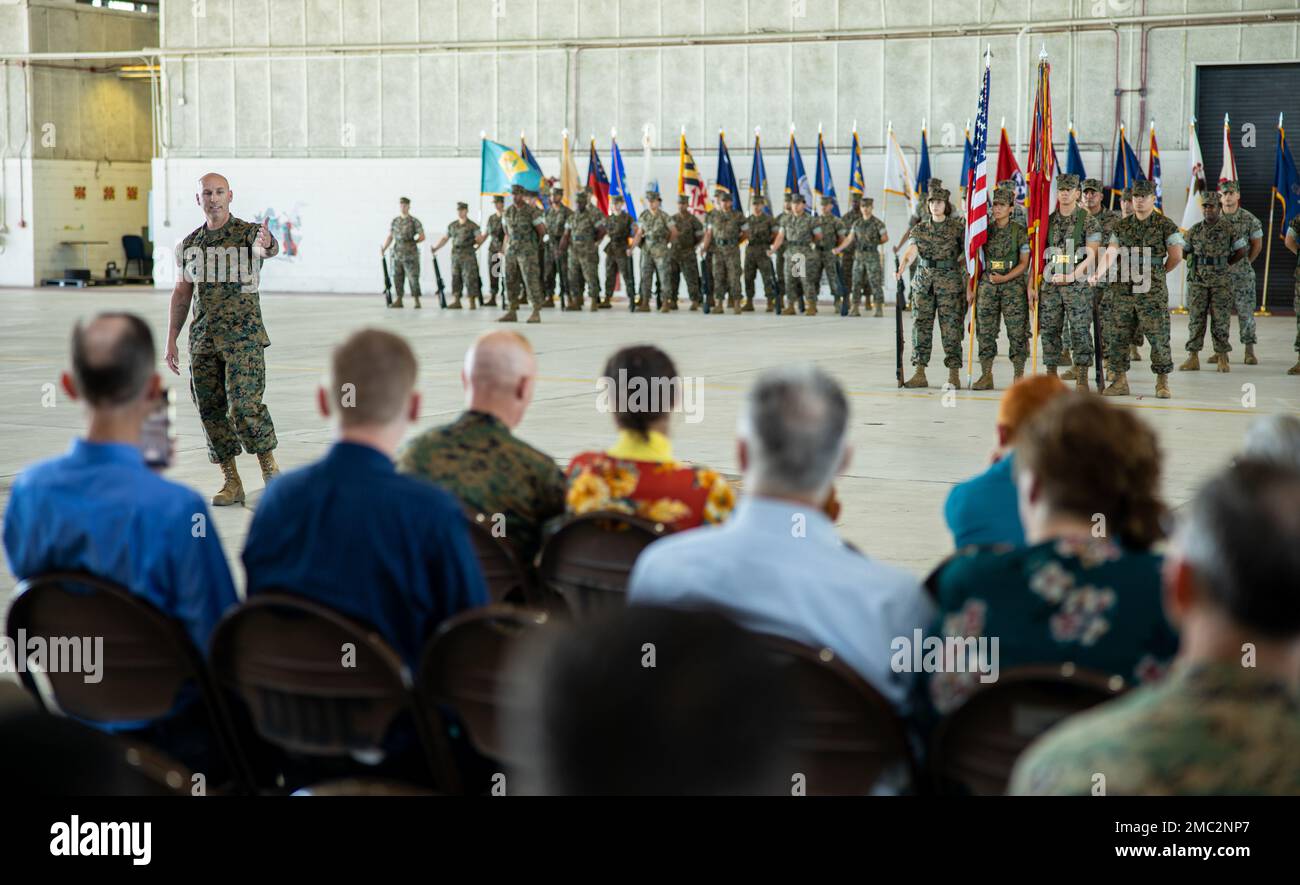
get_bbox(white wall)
[0,159,37,288]
[34,160,151,283]
[151,145,1197,302]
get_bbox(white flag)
[1218,113,1238,185]
[1181,117,1207,231]
[642,127,659,197]
[883,123,915,214]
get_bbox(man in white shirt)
[628,364,933,712]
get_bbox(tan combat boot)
[849,300,862,317]
[1179,352,1200,371]
[467,295,478,310]
[658,300,672,313]
[1045,365,1059,378]
[806,300,819,316]
[874,303,883,317]
[690,300,701,312]
[212,459,245,507]
[414,294,424,309]
[497,308,518,322]
[526,308,542,324]
[1075,368,1091,393]
[446,296,460,309]
[1155,373,1171,399]
[947,367,961,388]
[902,366,928,388]
[781,303,796,316]
[1012,359,1026,381]
[1289,359,1300,375]
[257,451,280,483]
[972,360,995,391]
[1059,364,1077,381]
[742,297,755,312]
[1102,372,1130,397]
[636,299,651,313]
[1215,352,1230,373]
[389,297,404,309]
[766,299,776,313]
[1244,344,1258,365]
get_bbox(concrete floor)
[1,285,1296,605]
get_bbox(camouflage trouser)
[743,245,777,302]
[851,254,884,305]
[814,250,847,302]
[911,267,966,369]
[669,252,701,303]
[568,246,601,304]
[976,279,1029,362]
[605,250,632,301]
[783,246,820,308]
[712,246,742,303]
[488,245,504,296]
[1134,278,1174,375]
[639,247,672,307]
[1102,289,1138,373]
[504,248,543,310]
[1185,274,1233,354]
[1231,266,1258,344]
[451,249,481,298]
[392,251,421,300]
[542,242,561,295]
[1040,281,1094,368]
[190,341,277,464]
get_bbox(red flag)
[586,139,611,215]
[995,126,1025,203]
[1025,55,1055,291]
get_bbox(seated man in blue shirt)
[629,365,933,720]
[942,374,1067,550]
[242,328,487,672]
[3,313,238,770]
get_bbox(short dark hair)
[602,345,679,438]
[510,607,794,795]
[1180,460,1300,638]
[70,313,156,407]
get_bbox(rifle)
[700,252,713,314]
[432,254,448,309]
[556,242,570,311]
[896,264,906,387]
[624,247,638,312]
[833,254,850,317]
[769,255,784,314]
[381,253,393,306]
[654,259,663,311]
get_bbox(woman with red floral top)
[566,345,735,530]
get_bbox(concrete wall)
[156,0,1300,160]
[34,159,152,282]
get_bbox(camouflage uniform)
[446,218,482,301]
[813,209,847,305]
[637,204,674,311]
[976,217,1031,364]
[909,211,967,369]
[604,208,635,304]
[503,199,546,312]
[1041,203,1102,370]
[1088,203,1127,370]
[565,202,606,308]
[847,213,887,309]
[774,203,792,296]
[389,213,424,301]
[1184,212,1247,358]
[397,410,567,569]
[707,205,747,310]
[543,197,573,301]
[779,207,822,314]
[1222,196,1263,345]
[669,202,704,307]
[486,204,505,302]
[177,216,277,464]
[1010,663,1300,796]
[1109,204,1184,377]
[743,210,778,307]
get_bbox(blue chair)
[122,235,149,276]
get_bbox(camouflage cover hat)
[399,196,411,204]
[677,193,690,204]
[992,189,1015,206]
[1132,179,1156,197]
[716,188,734,200]
[492,194,505,203]
[1201,190,1222,207]
[820,194,835,205]
[860,197,874,207]
[1055,173,1081,191]
[996,178,1017,190]
[645,190,661,200]
[611,193,625,203]
[510,184,531,195]
[752,194,766,204]
[927,186,950,202]
[456,201,468,210]
[1220,180,1241,194]
[551,186,564,196]
[1081,178,1103,193]
[926,177,944,190]
[1121,186,1134,201]
[791,192,806,203]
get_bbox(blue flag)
[750,134,772,214]
[481,138,543,196]
[1109,127,1145,199]
[1066,128,1087,179]
[914,127,932,198]
[1276,121,1300,240]
[785,134,814,207]
[814,131,839,216]
[610,137,637,223]
[716,133,742,209]
[959,127,973,193]
[520,137,546,207]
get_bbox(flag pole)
[1259,113,1283,317]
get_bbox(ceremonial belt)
[989,259,1012,271]
[918,257,957,270]
[1198,256,1228,267]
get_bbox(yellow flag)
[561,132,582,209]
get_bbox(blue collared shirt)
[3,439,238,651]
[627,495,933,712]
[943,452,1026,550]
[242,441,488,670]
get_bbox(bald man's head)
[69,313,156,407]
[197,173,233,220]
[463,331,537,428]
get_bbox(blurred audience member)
[1241,413,1300,473]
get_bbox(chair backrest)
[208,593,457,790]
[930,663,1127,795]
[536,511,669,616]
[462,507,535,605]
[4,571,254,791]
[419,604,551,765]
[291,777,437,796]
[121,235,145,259]
[755,634,917,796]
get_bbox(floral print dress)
[565,451,735,530]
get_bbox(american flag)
[964,51,992,281]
